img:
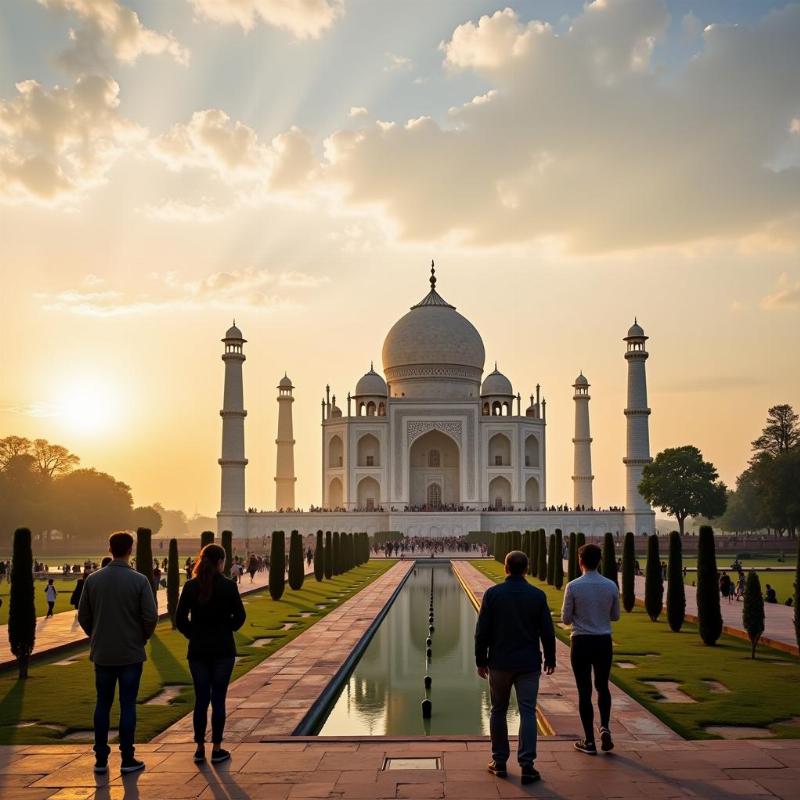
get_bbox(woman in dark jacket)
[176,544,246,764]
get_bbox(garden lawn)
[0,560,393,744]
[0,577,78,624]
[473,560,800,740]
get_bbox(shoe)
[93,758,108,774]
[600,727,614,752]
[120,758,145,774]
[487,760,507,777]
[574,739,597,755]
[211,748,231,765]
[193,746,206,763]
[520,764,541,785]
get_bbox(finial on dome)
[430,260,436,290]
[370,360,374,371]
[494,361,498,372]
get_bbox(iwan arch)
[217,264,655,539]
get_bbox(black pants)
[570,635,612,742]
[189,656,235,745]
[46,601,55,617]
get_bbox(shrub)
[644,534,663,621]
[567,532,577,582]
[667,531,686,632]
[269,531,286,600]
[221,529,233,578]
[333,532,341,575]
[531,530,539,575]
[9,528,36,679]
[576,531,586,550]
[136,528,155,598]
[314,530,324,581]
[743,571,765,659]
[547,534,556,585]
[167,538,180,628]
[200,530,214,548]
[288,530,304,590]
[621,531,636,612]
[697,525,723,645]
[324,531,332,579]
[554,530,564,589]
[537,530,547,581]
[602,532,618,586]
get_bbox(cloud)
[761,273,800,310]
[0,401,64,418]
[140,198,231,222]
[349,106,368,118]
[188,0,343,39]
[38,0,189,74]
[384,52,412,72]
[0,75,144,203]
[37,268,329,316]
[318,1,800,253]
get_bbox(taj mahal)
[217,264,656,540]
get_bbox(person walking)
[44,579,57,617]
[176,543,246,765]
[69,578,85,616]
[475,550,556,785]
[561,543,620,755]
[78,531,159,775]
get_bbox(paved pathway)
[2,738,800,799]
[633,575,798,655]
[452,561,679,743]
[156,560,415,743]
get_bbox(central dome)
[381,264,485,400]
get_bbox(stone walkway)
[156,560,415,743]
[2,738,800,799]
[451,561,679,743]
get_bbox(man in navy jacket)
[475,550,556,785]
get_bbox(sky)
[1,0,799,517]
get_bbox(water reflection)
[318,563,520,736]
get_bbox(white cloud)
[761,273,800,310]
[38,0,189,73]
[349,106,368,118]
[384,52,412,72]
[140,198,230,223]
[188,0,343,39]
[0,75,144,203]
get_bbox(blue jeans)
[488,669,541,767]
[189,657,235,745]
[93,662,143,760]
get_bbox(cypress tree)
[644,534,663,621]
[200,530,214,548]
[221,529,233,577]
[537,530,547,581]
[794,535,800,654]
[576,531,586,550]
[621,531,636,612]
[324,531,332,579]
[547,534,556,585]
[9,528,36,679]
[554,530,564,589]
[343,533,352,572]
[696,525,723,645]
[288,531,304,590]
[667,531,686,632]
[333,532,341,575]
[530,530,539,576]
[136,528,155,598]
[314,531,324,581]
[743,570,765,659]
[511,530,521,552]
[602,533,618,586]
[167,538,180,628]
[567,532,577,582]
[269,531,286,600]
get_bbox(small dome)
[224,322,243,340]
[279,373,293,388]
[481,365,513,397]
[626,319,645,338]
[355,364,388,397]
[574,372,589,387]
[330,403,342,418]
[525,403,537,417]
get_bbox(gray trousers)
[488,669,541,766]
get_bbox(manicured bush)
[511,530,521,552]
[567,532,577,582]
[537,530,547,581]
[333,532,341,575]
[554,530,564,589]
[269,531,286,600]
[667,531,686,632]
[324,531,332,579]
[622,531,636,612]
[136,527,155,598]
[547,534,556,585]
[288,530,304,590]
[313,531,324,581]
[576,532,586,550]
[200,530,214,548]
[602,533,618,586]
[530,530,539,576]
[743,571,765,659]
[167,538,180,628]
[644,534,663,621]
[221,529,233,578]
[697,525,723,645]
[9,528,36,679]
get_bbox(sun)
[57,378,119,435]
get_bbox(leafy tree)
[639,446,728,535]
[136,528,155,598]
[155,503,191,538]
[546,534,555,585]
[31,438,79,478]
[132,506,163,536]
[718,478,766,533]
[167,538,180,628]
[186,514,218,538]
[644,534,663,621]
[537,530,547,581]
[567,532,577,582]
[324,531,332,579]
[621,532,635,612]
[221,530,233,577]
[696,525,723,645]
[288,531,304,590]
[751,404,800,460]
[200,530,214,548]
[742,571,765,659]
[601,533,617,585]
[554,530,564,589]
[667,531,686,632]
[314,530,324,581]
[749,448,800,536]
[0,436,32,468]
[9,528,36,679]
[269,532,286,600]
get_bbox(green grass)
[473,560,800,740]
[677,556,797,603]
[0,561,393,744]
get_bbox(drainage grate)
[383,757,441,771]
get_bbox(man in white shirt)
[561,543,620,755]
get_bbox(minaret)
[623,319,653,517]
[219,321,247,513]
[572,372,593,509]
[274,373,296,510]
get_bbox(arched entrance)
[489,475,511,510]
[409,429,459,507]
[357,476,381,511]
[328,477,343,508]
[525,477,540,510]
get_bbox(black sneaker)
[93,757,108,774]
[487,760,507,777]
[211,748,231,765]
[520,764,541,785]
[574,739,597,755]
[600,727,614,753]
[120,758,145,774]
[193,746,206,763]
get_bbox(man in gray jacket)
[79,531,158,774]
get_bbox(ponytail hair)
[193,544,226,602]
